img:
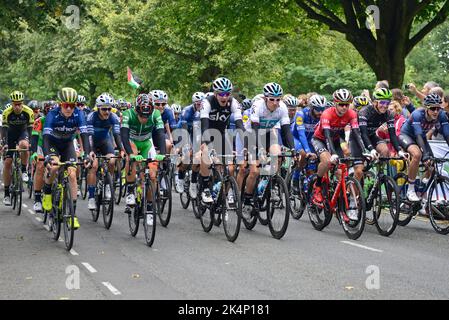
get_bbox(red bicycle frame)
[322,162,350,221]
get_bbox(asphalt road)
[1,186,448,300]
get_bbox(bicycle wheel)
[62,181,75,250]
[222,175,242,242]
[267,175,290,239]
[394,172,415,226]
[49,184,61,240]
[240,175,257,230]
[427,176,449,235]
[15,170,23,216]
[286,170,306,220]
[28,166,34,199]
[363,170,376,226]
[157,173,172,227]
[143,181,157,247]
[199,200,214,233]
[339,176,366,240]
[80,167,88,200]
[307,176,331,231]
[129,204,140,237]
[373,175,399,237]
[92,182,101,222]
[114,162,123,205]
[102,176,114,230]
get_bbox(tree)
[296,0,449,87]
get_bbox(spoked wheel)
[267,175,290,239]
[28,167,34,199]
[240,175,257,230]
[222,176,242,242]
[114,163,123,205]
[394,173,416,227]
[128,205,140,237]
[102,178,114,230]
[339,176,366,240]
[49,184,61,240]
[80,168,88,200]
[62,182,75,250]
[143,181,157,247]
[92,184,101,222]
[362,171,376,225]
[373,175,399,237]
[180,172,191,209]
[199,200,214,233]
[427,176,449,235]
[286,170,307,220]
[307,176,331,231]
[157,173,172,227]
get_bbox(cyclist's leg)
[399,134,421,187]
[125,141,139,204]
[349,133,364,182]
[87,143,99,203]
[18,131,30,170]
[33,146,45,210]
[3,132,19,200]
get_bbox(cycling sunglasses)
[154,102,167,107]
[61,103,76,110]
[428,106,442,112]
[378,100,391,107]
[217,92,231,97]
[268,98,281,102]
[100,107,112,112]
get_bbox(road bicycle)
[8,149,29,216]
[307,157,366,240]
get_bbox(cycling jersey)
[314,107,359,141]
[179,104,200,133]
[160,107,177,129]
[400,108,449,139]
[86,111,120,141]
[1,105,34,129]
[247,99,290,130]
[358,105,400,151]
[43,107,88,142]
[291,110,311,153]
[31,116,46,149]
[121,108,164,142]
[200,95,242,133]
[300,107,320,141]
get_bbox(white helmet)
[263,82,283,97]
[192,92,205,103]
[150,90,168,103]
[333,89,353,104]
[172,104,182,113]
[283,96,299,108]
[212,77,233,93]
[309,94,327,111]
[96,93,114,107]
[205,92,214,98]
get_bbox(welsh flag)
[127,67,143,89]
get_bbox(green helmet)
[373,88,392,100]
[58,87,78,103]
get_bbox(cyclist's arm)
[120,127,134,155]
[77,111,91,155]
[349,115,366,154]
[386,114,401,152]
[154,128,166,155]
[1,126,8,146]
[293,112,311,153]
[439,112,449,146]
[358,112,374,151]
[323,129,338,155]
[280,124,295,150]
[30,134,39,154]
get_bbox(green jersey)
[121,108,164,141]
[32,116,46,147]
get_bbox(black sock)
[200,175,210,189]
[127,184,135,193]
[72,200,77,214]
[35,191,42,203]
[21,165,27,173]
[178,171,185,180]
[315,176,323,187]
[191,171,199,183]
[4,187,10,197]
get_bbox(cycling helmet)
[150,90,168,103]
[333,89,353,104]
[325,101,334,109]
[58,87,78,103]
[424,93,442,107]
[241,98,252,110]
[283,96,299,109]
[77,95,86,104]
[135,93,153,117]
[212,77,233,93]
[96,93,114,107]
[373,88,393,100]
[353,96,371,109]
[308,94,327,112]
[43,100,56,115]
[205,92,214,98]
[263,82,283,97]
[10,91,24,102]
[28,100,40,110]
[171,104,182,114]
[192,92,205,103]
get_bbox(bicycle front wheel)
[267,175,290,240]
[339,176,366,240]
[222,176,242,242]
[374,175,399,237]
[307,176,331,231]
[427,176,449,235]
[286,170,306,220]
[143,181,157,247]
[394,172,415,227]
[102,177,114,230]
[157,173,172,227]
[62,182,75,250]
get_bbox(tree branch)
[342,1,359,29]
[295,0,348,33]
[407,0,449,53]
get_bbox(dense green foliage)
[0,0,447,106]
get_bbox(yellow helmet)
[58,87,78,103]
[10,91,24,102]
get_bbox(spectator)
[443,94,449,114]
[407,81,439,101]
[392,88,415,116]
[375,80,389,90]
[297,94,308,109]
[429,86,445,98]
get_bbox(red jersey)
[314,107,359,141]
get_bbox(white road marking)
[69,249,79,256]
[81,262,97,273]
[102,282,121,295]
[341,241,383,253]
[28,209,35,215]
[43,225,50,231]
[23,204,28,208]
[35,217,43,222]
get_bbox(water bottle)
[212,181,221,199]
[257,179,269,197]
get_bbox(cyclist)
[30,101,57,212]
[198,77,244,203]
[42,87,93,229]
[77,95,91,117]
[174,91,204,194]
[242,83,295,208]
[399,93,449,202]
[235,98,252,189]
[150,90,176,156]
[28,100,42,120]
[310,89,367,220]
[121,93,166,214]
[1,91,34,206]
[353,96,372,113]
[172,104,182,122]
[358,88,405,160]
[86,93,123,210]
